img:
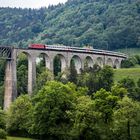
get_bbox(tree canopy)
[0,0,140,50]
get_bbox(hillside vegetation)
[0,0,140,50]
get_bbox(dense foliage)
[0,108,6,139]
[5,80,140,140]
[0,59,140,139]
[6,95,32,136]
[77,65,114,94]
[1,0,140,139]
[0,0,140,50]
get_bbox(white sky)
[0,0,67,8]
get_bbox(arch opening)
[70,55,82,73]
[106,58,113,67]
[17,52,29,96]
[84,56,93,69]
[114,59,120,69]
[53,54,66,76]
[96,57,104,67]
[36,53,50,76]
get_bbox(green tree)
[121,56,139,68]
[6,95,32,137]
[29,81,77,139]
[17,54,28,95]
[133,78,140,101]
[0,108,6,139]
[93,88,118,124]
[53,55,61,76]
[35,69,53,93]
[0,1,140,49]
[68,59,78,84]
[119,77,136,99]
[121,59,135,68]
[112,96,140,140]
[0,60,6,108]
[0,109,6,130]
[77,64,101,94]
[0,60,6,86]
[99,65,114,91]
[111,84,127,98]
[137,78,140,88]
[77,65,113,94]
[0,86,4,108]
[69,96,101,140]
[134,55,140,65]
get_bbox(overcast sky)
[0,0,67,8]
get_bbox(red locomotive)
[29,44,46,49]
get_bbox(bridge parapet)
[0,46,13,60]
[92,49,127,58]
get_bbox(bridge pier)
[49,59,54,73]
[4,59,17,109]
[28,56,36,95]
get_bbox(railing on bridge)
[0,46,12,60]
[28,44,127,58]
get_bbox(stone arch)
[36,53,50,70]
[53,54,67,75]
[96,57,104,67]
[16,51,32,96]
[71,55,82,73]
[17,51,32,61]
[17,51,37,95]
[114,59,120,69]
[17,51,33,76]
[84,56,94,68]
[106,58,113,67]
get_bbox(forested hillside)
[0,0,140,50]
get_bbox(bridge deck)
[0,45,127,60]
[16,47,127,59]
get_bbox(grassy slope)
[7,136,34,140]
[114,48,140,83]
[114,68,140,83]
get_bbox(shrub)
[134,55,140,65]
[0,129,7,139]
[121,55,140,68]
[121,59,135,68]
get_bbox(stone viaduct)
[0,46,127,109]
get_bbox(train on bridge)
[29,44,92,51]
[29,44,126,58]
